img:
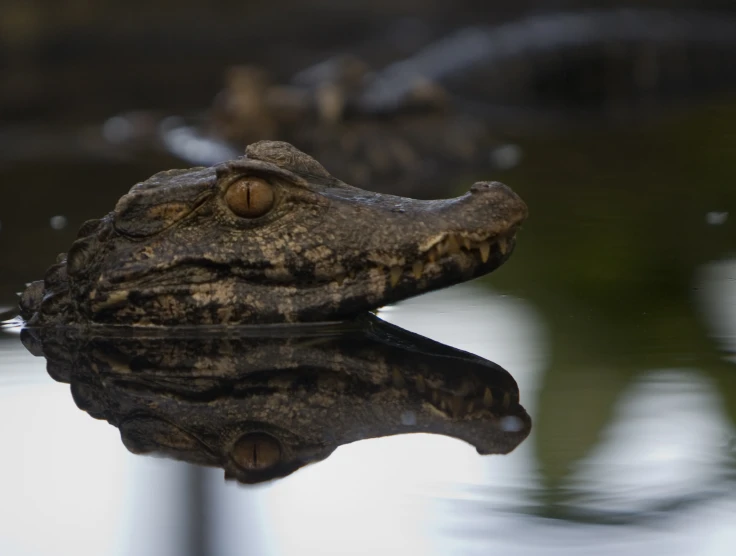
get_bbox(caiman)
[19,140,527,326]
[21,313,531,484]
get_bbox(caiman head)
[20,140,527,325]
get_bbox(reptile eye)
[232,432,282,470]
[225,177,274,218]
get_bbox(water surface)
[1,101,735,555]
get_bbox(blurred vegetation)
[3,0,736,122]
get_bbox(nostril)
[469,181,524,205]
[470,181,510,194]
[466,181,528,222]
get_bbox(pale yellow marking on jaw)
[367,253,407,268]
[264,265,293,281]
[217,306,234,323]
[145,202,190,221]
[304,245,333,263]
[424,403,448,419]
[418,234,447,253]
[367,267,388,300]
[274,285,298,322]
[94,290,129,309]
[191,282,237,306]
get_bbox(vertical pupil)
[232,432,282,470]
[225,177,274,217]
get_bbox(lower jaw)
[85,243,512,325]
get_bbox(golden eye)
[232,433,282,470]
[225,177,275,218]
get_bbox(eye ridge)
[225,176,275,218]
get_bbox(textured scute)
[113,167,215,238]
[246,140,331,179]
[43,260,68,291]
[19,141,527,326]
[19,280,44,321]
[67,216,115,282]
[67,235,96,278]
[76,218,102,238]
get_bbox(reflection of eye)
[232,432,282,470]
[225,177,275,218]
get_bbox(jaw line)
[334,228,519,291]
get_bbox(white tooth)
[428,249,436,263]
[462,237,471,250]
[479,242,490,263]
[498,237,508,255]
[392,368,405,388]
[412,261,424,279]
[446,235,460,254]
[502,392,510,409]
[483,387,493,407]
[390,266,402,287]
[451,396,464,417]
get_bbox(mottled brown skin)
[19,141,527,326]
[22,313,531,484]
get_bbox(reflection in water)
[3,281,736,554]
[21,313,530,484]
[697,258,736,360]
[569,370,732,521]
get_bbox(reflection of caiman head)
[22,314,531,484]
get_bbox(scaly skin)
[21,313,531,484]
[19,140,527,326]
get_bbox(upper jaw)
[92,181,526,319]
[321,181,527,290]
[317,231,520,313]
